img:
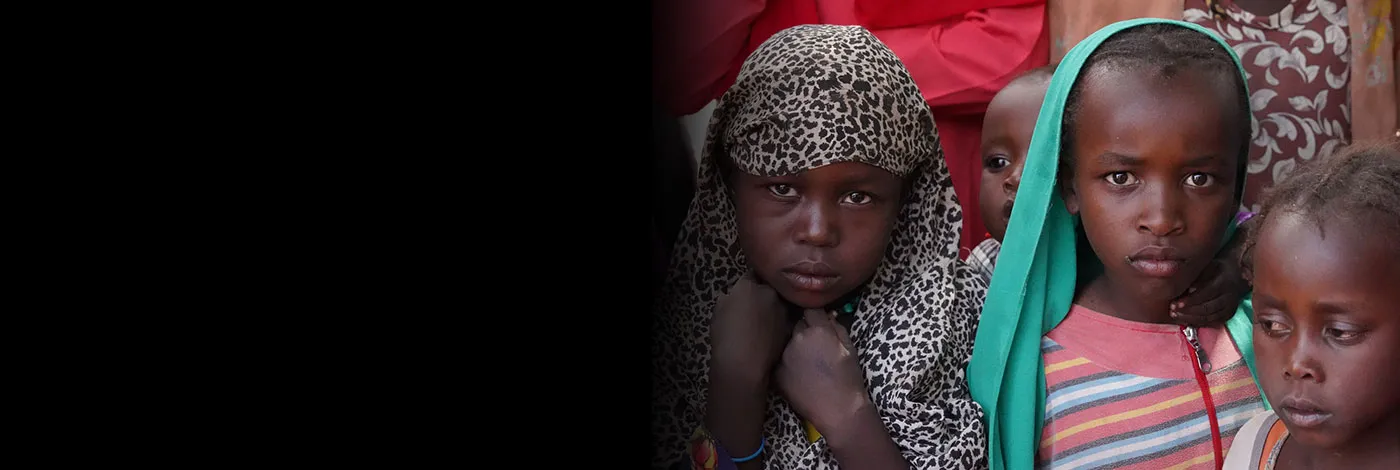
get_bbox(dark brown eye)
[1181,172,1215,187]
[843,192,872,205]
[986,156,1010,170]
[1104,172,1138,186]
[768,184,795,197]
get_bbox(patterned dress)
[1185,0,1353,212]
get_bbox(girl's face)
[1251,211,1400,449]
[1062,67,1241,308]
[732,161,903,309]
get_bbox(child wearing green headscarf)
[968,19,1269,470]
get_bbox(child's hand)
[1170,258,1248,327]
[775,309,869,435]
[709,272,794,385]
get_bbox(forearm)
[825,399,910,470]
[704,369,769,470]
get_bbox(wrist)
[816,393,878,451]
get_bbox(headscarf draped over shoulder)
[966,18,1263,470]
[651,24,988,470]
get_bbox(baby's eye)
[768,184,796,197]
[985,156,1010,170]
[1104,172,1139,186]
[843,192,873,205]
[1185,173,1213,187]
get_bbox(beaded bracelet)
[689,426,762,469]
[732,437,765,463]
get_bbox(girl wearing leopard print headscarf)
[651,24,987,470]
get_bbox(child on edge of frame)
[1221,140,1400,470]
[970,63,1255,328]
[651,24,988,470]
[968,19,1271,470]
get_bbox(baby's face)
[978,80,1046,242]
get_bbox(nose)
[1283,336,1324,383]
[1003,163,1023,196]
[1138,184,1185,237]
[795,200,839,247]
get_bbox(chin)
[1281,425,1348,450]
[1108,268,1191,302]
[777,288,838,310]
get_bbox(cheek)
[733,206,787,267]
[980,186,1002,216]
[842,210,899,268]
[980,176,1004,203]
[1251,333,1289,393]
[1340,334,1400,412]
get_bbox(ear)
[1060,176,1080,215]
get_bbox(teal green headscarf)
[966,18,1266,470]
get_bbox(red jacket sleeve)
[855,0,1043,29]
[652,0,770,116]
[872,2,1049,117]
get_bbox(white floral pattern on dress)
[1186,0,1351,212]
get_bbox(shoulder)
[1222,409,1281,470]
[966,238,1001,275]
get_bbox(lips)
[1127,245,1186,278]
[1277,396,1332,429]
[782,261,841,292]
[1001,199,1015,220]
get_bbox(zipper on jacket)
[1183,325,1212,372]
[1182,325,1223,469]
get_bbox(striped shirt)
[1038,304,1265,470]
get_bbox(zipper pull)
[1183,326,1212,373]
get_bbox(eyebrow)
[1094,152,1223,167]
[1252,292,1281,307]
[840,173,888,186]
[1096,152,1141,166]
[1184,154,1222,167]
[1312,300,1365,316]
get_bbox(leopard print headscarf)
[651,25,988,470]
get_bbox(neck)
[1281,428,1400,470]
[1076,272,1174,324]
[1230,0,1291,16]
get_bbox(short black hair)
[1241,139,1400,277]
[1060,23,1251,203]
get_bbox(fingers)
[1172,263,1223,310]
[833,321,852,346]
[795,308,844,335]
[1173,283,1225,312]
[1171,292,1238,327]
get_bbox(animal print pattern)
[651,25,988,470]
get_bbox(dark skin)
[733,161,903,310]
[1232,0,1290,16]
[707,161,909,469]
[1251,212,1400,470]
[979,78,1040,243]
[1063,67,1243,324]
[981,74,1251,326]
